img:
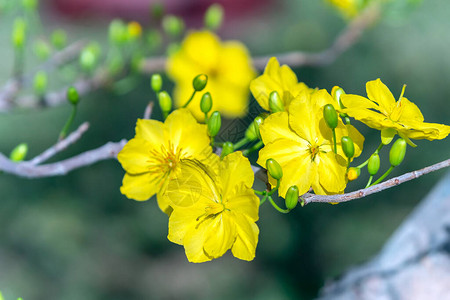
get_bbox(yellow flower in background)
[164,152,259,263]
[327,0,363,18]
[127,21,142,39]
[257,90,364,197]
[250,57,311,112]
[167,30,256,119]
[117,109,215,214]
[341,79,450,145]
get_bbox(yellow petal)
[183,214,215,263]
[259,112,303,145]
[117,138,153,174]
[340,94,380,111]
[167,202,205,245]
[156,192,172,216]
[135,119,164,144]
[203,213,236,258]
[120,172,162,201]
[288,91,320,142]
[398,121,450,141]
[219,152,254,195]
[397,97,424,123]
[317,151,347,194]
[231,212,259,261]
[346,124,364,158]
[181,30,221,69]
[218,41,256,88]
[225,183,259,222]
[366,79,396,115]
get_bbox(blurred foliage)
[0,0,449,299]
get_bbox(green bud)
[33,71,47,96]
[200,92,213,114]
[245,116,263,141]
[10,143,28,162]
[22,0,37,11]
[207,111,221,138]
[33,39,51,60]
[221,141,234,158]
[150,2,164,19]
[367,154,380,176]
[67,86,79,105]
[12,18,26,49]
[389,138,407,167]
[162,15,184,37]
[51,29,67,50]
[347,167,360,181]
[332,86,346,109]
[79,43,100,72]
[269,91,284,113]
[204,4,224,30]
[285,185,299,210]
[108,19,128,45]
[341,136,355,159]
[323,104,338,129]
[158,91,172,114]
[151,74,163,93]
[266,158,283,180]
[193,74,208,92]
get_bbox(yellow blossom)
[163,152,259,263]
[327,0,365,18]
[257,90,364,197]
[167,30,256,119]
[117,109,215,214]
[341,79,450,145]
[127,21,142,39]
[250,57,311,112]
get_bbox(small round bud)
[245,116,263,141]
[80,48,96,72]
[323,104,338,129]
[221,142,234,158]
[204,4,224,30]
[51,29,67,50]
[10,143,28,162]
[200,92,212,114]
[33,39,51,60]
[22,0,37,11]
[285,185,299,210]
[347,167,360,181]
[33,71,47,96]
[266,158,283,180]
[12,18,26,49]
[109,19,128,45]
[341,136,355,159]
[331,86,346,109]
[162,15,185,37]
[389,138,407,167]
[269,91,284,113]
[151,74,163,93]
[193,74,208,92]
[208,111,221,138]
[67,87,79,105]
[367,154,380,176]
[127,21,142,40]
[158,91,172,114]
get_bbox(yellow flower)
[327,0,364,18]
[127,21,142,39]
[257,90,364,197]
[250,57,311,112]
[117,109,215,214]
[341,79,450,145]
[167,30,256,119]
[163,152,259,263]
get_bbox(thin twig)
[301,158,450,205]
[28,122,90,166]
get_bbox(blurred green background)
[0,0,449,299]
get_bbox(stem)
[182,90,196,108]
[243,140,264,156]
[13,47,24,78]
[365,175,373,188]
[357,142,384,169]
[332,128,337,154]
[234,137,249,150]
[59,105,77,140]
[268,196,290,214]
[269,179,280,196]
[204,112,208,124]
[254,190,265,196]
[370,165,395,187]
[260,194,268,205]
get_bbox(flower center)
[147,142,183,174]
[195,201,226,228]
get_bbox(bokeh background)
[0,0,449,299]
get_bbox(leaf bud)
[341,136,355,159]
[33,71,47,97]
[245,116,263,141]
[193,74,208,92]
[266,158,283,180]
[347,167,360,181]
[285,185,299,210]
[367,154,380,176]
[200,92,212,114]
[10,143,28,162]
[207,111,221,138]
[389,138,407,167]
[204,4,224,30]
[323,104,338,129]
[269,91,284,113]
[67,87,79,105]
[221,142,234,158]
[158,91,172,114]
[51,29,67,50]
[162,15,184,37]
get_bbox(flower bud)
[158,91,172,114]
[389,138,407,167]
[331,86,346,109]
[12,18,26,49]
[347,167,360,181]
[341,136,355,159]
[193,74,208,92]
[221,142,234,158]
[33,71,47,97]
[67,87,79,105]
[269,91,284,113]
[245,116,263,141]
[323,104,338,129]
[208,111,221,137]
[204,4,224,30]
[79,47,96,72]
[266,158,283,180]
[127,21,142,40]
[367,154,380,176]
[162,15,185,37]
[10,143,28,162]
[200,92,212,114]
[51,29,67,50]
[109,20,128,45]
[151,74,163,93]
[285,185,299,210]
[33,39,51,60]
